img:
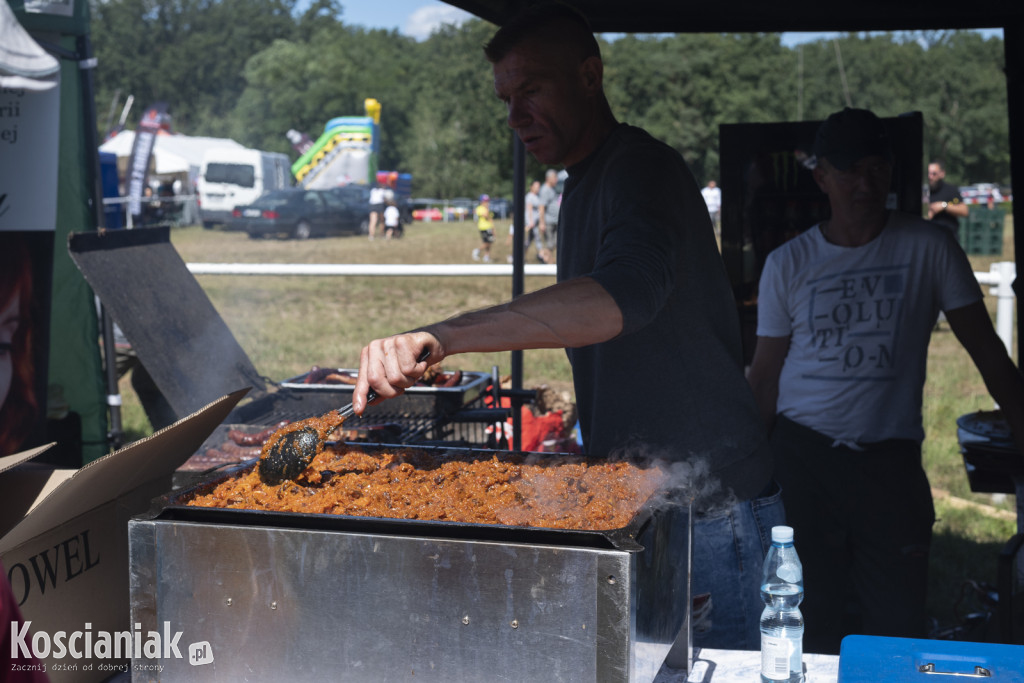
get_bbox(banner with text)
[125,102,170,222]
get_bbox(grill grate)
[178,375,534,483]
[406,394,516,449]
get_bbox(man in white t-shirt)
[700,179,721,235]
[747,107,1024,654]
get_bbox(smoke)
[606,445,738,515]
[509,443,740,519]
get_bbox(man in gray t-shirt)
[537,169,560,250]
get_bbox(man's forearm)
[945,202,970,217]
[425,277,623,355]
[929,200,969,218]
[977,353,1024,457]
[746,335,791,431]
[949,301,1024,457]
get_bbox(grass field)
[119,214,1019,639]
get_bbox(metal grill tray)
[961,443,1024,494]
[278,368,491,413]
[958,410,1014,446]
[150,444,668,553]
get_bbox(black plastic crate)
[958,208,1005,255]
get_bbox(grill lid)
[68,226,266,421]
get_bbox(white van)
[197,148,291,227]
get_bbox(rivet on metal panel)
[510,620,519,629]
[270,601,278,610]
[461,615,470,625]
[606,575,617,585]
[225,598,232,606]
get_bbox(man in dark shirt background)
[926,159,968,234]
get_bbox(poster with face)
[1,10,60,456]
[0,231,52,456]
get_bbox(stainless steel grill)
[130,445,693,682]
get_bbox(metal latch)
[918,662,992,678]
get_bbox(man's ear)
[812,163,828,193]
[580,55,603,93]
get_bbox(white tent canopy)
[99,130,247,182]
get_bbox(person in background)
[987,185,1003,210]
[747,107,1024,654]
[472,194,495,262]
[701,179,722,236]
[141,185,159,225]
[383,199,402,240]
[537,168,560,253]
[354,2,781,651]
[514,179,545,263]
[367,183,386,240]
[525,179,541,246]
[926,159,968,236]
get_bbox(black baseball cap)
[813,108,893,170]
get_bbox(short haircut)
[930,159,946,171]
[483,2,600,64]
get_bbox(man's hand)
[354,331,442,414]
[927,200,968,219]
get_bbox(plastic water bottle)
[760,525,804,683]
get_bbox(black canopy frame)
[447,1,1024,428]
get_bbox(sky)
[339,1,473,41]
[338,1,1005,45]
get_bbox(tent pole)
[510,134,526,451]
[78,32,125,450]
[1005,23,1024,361]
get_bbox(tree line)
[89,0,1010,199]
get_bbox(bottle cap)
[771,526,794,544]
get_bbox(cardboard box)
[0,389,246,682]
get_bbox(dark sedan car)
[337,184,414,224]
[229,188,369,239]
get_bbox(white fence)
[975,261,1017,356]
[186,260,1017,354]
[185,263,558,277]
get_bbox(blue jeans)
[690,484,786,650]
